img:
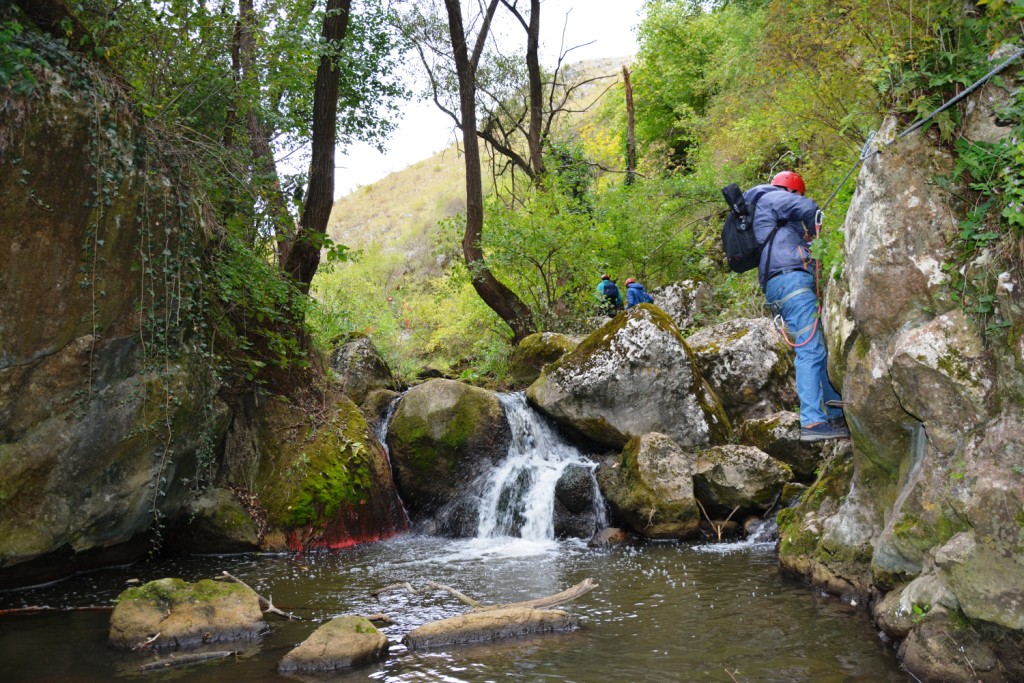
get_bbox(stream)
[0,394,910,682]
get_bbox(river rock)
[403,607,577,649]
[527,305,730,450]
[693,445,793,514]
[330,336,397,404]
[509,332,576,388]
[685,318,795,422]
[650,280,712,331]
[736,411,822,480]
[386,379,511,520]
[109,578,266,650]
[588,527,632,547]
[598,433,701,540]
[899,608,1003,683]
[278,615,388,672]
[170,487,260,553]
[222,393,407,551]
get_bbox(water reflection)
[0,536,906,682]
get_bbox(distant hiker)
[745,171,849,443]
[597,274,623,316]
[625,278,654,308]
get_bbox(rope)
[781,47,1024,349]
[818,46,1024,213]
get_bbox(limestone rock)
[693,445,792,514]
[278,615,388,672]
[109,578,266,650]
[888,309,993,455]
[685,318,796,422]
[899,609,1003,683]
[330,336,397,404]
[386,379,510,519]
[649,280,712,331]
[527,306,730,450]
[403,607,576,650]
[844,117,956,339]
[597,433,701,540]
[509,332,576,388]
[736,411,822,480]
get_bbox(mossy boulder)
[248,393,407,550]
[527,305,730,450]
[386,379,510,519]
[170,487,260,553]
[597,433,701,540]
[737,411,823,480]
[776,442,879,599]
[693,445,793,515]
[278,615,388,672]
[508,332,576,388]
[109,578,265,650]
[685,318,796,423]
[330,336,398,404]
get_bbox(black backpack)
[720,183,780,274]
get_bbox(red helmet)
[771,171,805,195]
[625,278,636,285]
[601,274,610,280]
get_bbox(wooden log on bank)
[139,651,237,671]
[375,578,597,650]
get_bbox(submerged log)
[403,607,577,650]
[139,651,236,671]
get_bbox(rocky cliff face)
[778,85,1024,680]
[0,36,407,586]
[0,45,231,586]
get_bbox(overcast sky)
[332,0,646,197]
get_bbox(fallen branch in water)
[132,632,161,651]
[695,500,742,542]
[372,578,597,612]
[139,651,236,671]
[218,571,300,620]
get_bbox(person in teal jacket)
[596,274,623,316]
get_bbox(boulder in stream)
[386,379,511,523]
[109,578,266,650]
[508,332,577,388]
[329,336,398,404]
[278,615,389,672]
[597,433,701,540]
[693,445,793,514]
[527,305,730,450]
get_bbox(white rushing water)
[474,393,606,542]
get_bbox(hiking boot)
[800,421,851,443]
[828,415,848,430]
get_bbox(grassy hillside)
[314,58,631,382]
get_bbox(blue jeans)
[764,271,843,427]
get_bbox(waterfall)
[474,393,606,541]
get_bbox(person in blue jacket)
[625,278,654,308]
[745,171,849,443]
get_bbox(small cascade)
[475,393,606,541]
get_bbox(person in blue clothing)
[596,274,623,316]
[625,278,654,308]
[745,171,849,443]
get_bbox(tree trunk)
[444,0,535,343]
[283,0,352,294]
[524,0,544,178]
[623,65,636,186]
[237,0,294,255]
